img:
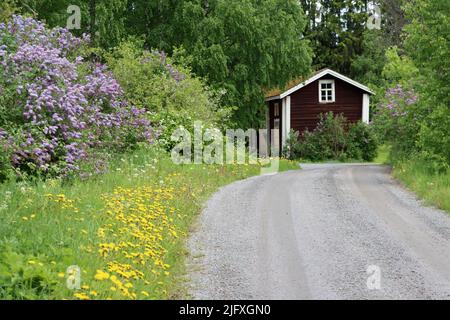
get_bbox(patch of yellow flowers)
[73,185,180,300]
[46,193,79,212]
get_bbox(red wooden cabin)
[265,69,374,150]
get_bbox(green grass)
[392,159,450,213]
[373,144,391,164]
[373,144,449,213]
[275,158,301,172]
[0,146,299,300]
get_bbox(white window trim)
[362,93,370,124]
[283,96,291,149]
[318,79,335,103]
[281,98,286,148]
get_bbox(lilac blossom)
[0,16,153,176]
[142,49,186,83]
[383,85,418,117]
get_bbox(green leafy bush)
[0,142,13,183]
[0,16,152,180]
[0,0,17,23]
[0,246,58,299]
[105,41,234,151]
[372,1,450,174]
[314,112,348,159]
[347,121,378,162]
[284,112,378,162]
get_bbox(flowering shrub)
[283,112,378,162]
[374,84,449,171]
[347,121,378,162]
[383,85,418,117]
[373,85,420,157]
[0,16,152,179]
[105,41,233,151]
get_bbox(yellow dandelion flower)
[94,270,110,281]
[74,293,90,300]
[124,283,133,289]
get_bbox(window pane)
[274,119,280,129]
[326,83,332,89]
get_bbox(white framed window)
[274,102,280,117]
[274,118,280,129]
[319,80,335,103]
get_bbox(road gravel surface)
[188,164,450,299]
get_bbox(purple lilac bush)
[383,85,418,117]
[0,16,152,178]
[149,50,186,83]
[372,84,420,156]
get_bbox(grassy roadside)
[392,160,450,213]
[374,145,449,213]
[0,146,299,300]
[373,144,391,164]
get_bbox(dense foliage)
[4,0,128,48]
[4,0,448,178]
[372,0,450,172]
[0,16,152,180]
[284,112,378,162]
[127,0,312,128]
[104,41,232,151]
[0,0,448,302]
[351,0,406,86]
[300,0,369,76]
[16,0,312,128]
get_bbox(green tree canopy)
[14,0,127,48]
[127,0,312,128]
[17,0,312,128]
[300,0,369,76]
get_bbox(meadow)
[0,145,299,300]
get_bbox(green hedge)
[283,112,378,162]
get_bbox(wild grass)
[392,159,450,213]
[373,144,449,213]
[373,144,391,164]
[0,146,299,300]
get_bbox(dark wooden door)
[269,100,282,155]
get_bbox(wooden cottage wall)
[290,75,364,133]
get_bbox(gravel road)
[188,163,450,299]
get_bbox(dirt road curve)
[188,164,450,299]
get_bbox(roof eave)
[264,69,375,101]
